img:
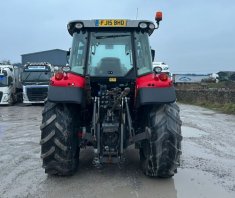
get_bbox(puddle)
[182,126,208,137]
[0,125,8,139]
[202,112,217,116]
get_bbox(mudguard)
[136,86,176,107]
[48,86,84,105]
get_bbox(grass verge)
[179,101,235,115]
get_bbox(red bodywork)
[135,73,173,103]
[136,73,173,89]
[51,72,173,104]
[50,73,86,88]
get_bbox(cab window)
[69,32,88,75]
[134,32,153,76]
[87,32,133,77]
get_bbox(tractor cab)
[67,19,156,81]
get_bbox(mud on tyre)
[139,103,182,177]
[40,101,80,176]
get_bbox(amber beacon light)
[154,11,163,29]
[155,12,162,22]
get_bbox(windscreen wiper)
[37,73,43,81]
[23,72,31,82]
[96,35,130,39]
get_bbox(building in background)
[173,73,219,84]
[21,49,67,67]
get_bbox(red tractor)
[40,12,182,177]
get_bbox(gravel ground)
[0,103,234,198]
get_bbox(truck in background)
[21,62,54,104]
[0,63,22,105]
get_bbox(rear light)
[75,22,83,29]
[139,22,147,29]
[149,23,155,30]
[55,72,64,80]
[159,73,168,81]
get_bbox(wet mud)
[0,104,234,198]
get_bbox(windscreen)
[69,31,153,77]
[87,32,133,77]
[0,69,8,87]
[0,76,7,87]
[21,71,52,83]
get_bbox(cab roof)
[67,19,156,36]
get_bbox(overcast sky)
[0,0,234,73]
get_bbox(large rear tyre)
[40,101,80,176]
[140,103,182,177]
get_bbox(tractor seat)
[97,57,122,76]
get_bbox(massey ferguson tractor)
[40,12,182,178]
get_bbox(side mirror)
[62,65,71,73]
[8,76,13,86]
[153,66,162,74]
[91,45,96,55]
[151,49,155,62]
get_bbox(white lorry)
[21,62,54,104]
[0,64,22,105]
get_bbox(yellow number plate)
[96,20,127,27]
[109,77,117,82]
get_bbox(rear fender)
[135,73,176,107]
[48,73,85,105]
[136,87,176,107]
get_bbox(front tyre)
[40,101,80,176]
[140,103,182,177]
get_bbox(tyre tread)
[40,101,79,176]
[140,103,182,177]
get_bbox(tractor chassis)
[81,95,151,164]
